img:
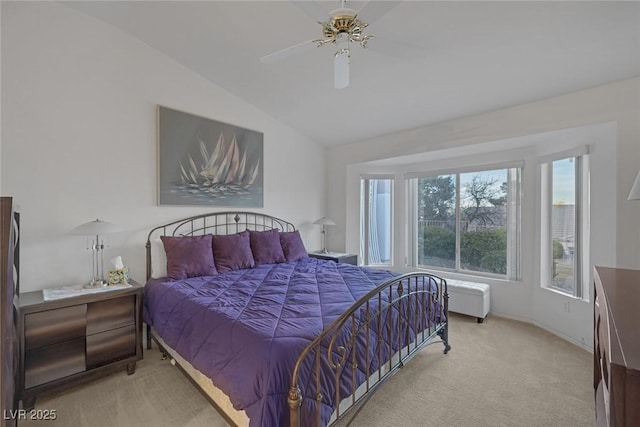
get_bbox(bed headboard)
[145,211,296,281]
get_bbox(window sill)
[409,266,524,286]
[542,285,588,302]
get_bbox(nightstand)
[16,280,143,410]
[309,252,358,265]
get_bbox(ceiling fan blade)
[365,37,429,60]
[292,0,329,23]
[260,39,318,64]
[356,1,401,25]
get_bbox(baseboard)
[487,311,594,354]
[531,319,593,353]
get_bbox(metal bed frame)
[145,211,450,427]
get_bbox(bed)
[143,212,450,427]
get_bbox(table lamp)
[313,217,336,254]
[70,219,121,286]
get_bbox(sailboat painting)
[158,106,263,207]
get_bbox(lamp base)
[86,279,107,288]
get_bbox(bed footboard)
[288,272,450,427]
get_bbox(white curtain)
[367,180,391,264]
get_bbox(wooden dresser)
[593,267,640,427]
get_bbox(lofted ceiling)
[65,1,640,147]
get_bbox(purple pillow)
[160,234,217,280]
[212,230,255,273]
[249,229,286,265]
[279,230,308,262]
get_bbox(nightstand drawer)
[25,305,87,350]
[24,338,86,389]
[86,295,135,335]
[86,324,136,368]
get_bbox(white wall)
[1,2,325,291]
[328,78,640,350]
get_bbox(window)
[408,166,521,279]
[360,177,393,266]
[540,153,590,298]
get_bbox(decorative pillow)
[160,234,217,280]
[150,238,168,279]
[212,230,255,273]
[249,229,286,265]
[279,230,308,262]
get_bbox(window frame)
[539,148,590,299]
[407,162,523,280]
[360,174,395,267]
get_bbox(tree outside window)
[416,168,518,277]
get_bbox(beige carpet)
[21,314,593,427]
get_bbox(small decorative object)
[70,219,122,287]
[313,216,336,254]
[108,256,129,286]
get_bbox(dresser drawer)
[86,295,135,335]
[25,305,86,350]
[86,324,136,368]
[24,338,86,389]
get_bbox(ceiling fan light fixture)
[334,48,350,89]
[318,7,372,48]
[264,0,396,88]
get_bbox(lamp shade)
[70,219,122,236]
[628,171,640,200]
[313,217,336,226]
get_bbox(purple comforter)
[144,258,440,426]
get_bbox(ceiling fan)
[260,1,402,89]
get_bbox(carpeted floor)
[21,314,593,427]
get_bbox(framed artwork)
[157,106,264,207]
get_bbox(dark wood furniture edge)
[0,197,18,427]
[593,266,640,427]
